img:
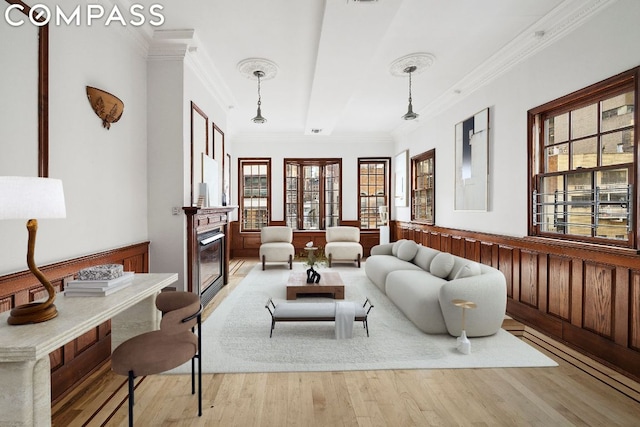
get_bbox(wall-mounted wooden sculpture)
[86,86,124,129]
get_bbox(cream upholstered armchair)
[259,226,295,270]
[325,226,363,268]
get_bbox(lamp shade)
[0,176,66,219]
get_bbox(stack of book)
[64,271,135,297]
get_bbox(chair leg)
[328,254,332,268]
[288,254,293,269]
[357,253,361,268]
[128,371,135,427]
[191,314,203,417]
[262,255,266,270]
[197,314,202,416]
[191,357,195,395]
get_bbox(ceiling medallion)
[389,53,435,77]
[237,58,278,81]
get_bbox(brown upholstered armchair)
[111,291,202,426]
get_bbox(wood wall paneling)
[631,271,640,351]
[450,236,464,257]
[547,255,572,321]
[519,250,539,308]
[430,232,441,250]
[480,241,494,267]
[583,262,615,339]
[613,267,630,347]
[571,258,584,327]
[395,221,640,382]
[464,239,479,262]
[498,246,515,299]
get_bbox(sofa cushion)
[453,261,482,280]
[413,246,440,271]
[396,240,419,261]
[364,254,422,292]
[370,243,394,256]
[430,252,455,278]
[391,239,407,257]
[385,270,448,334]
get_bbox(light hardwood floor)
[52,259,640,426]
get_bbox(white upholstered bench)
[265,298,373,338]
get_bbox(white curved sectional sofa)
[365,240,507,337]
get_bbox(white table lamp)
[0,176,66,325]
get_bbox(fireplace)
[184,206,235,308]
[197,229,225,307]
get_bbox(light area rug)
[169,263,557,374]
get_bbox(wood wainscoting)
[229,220,381,259]
[394,221,640,382]
[0,242,149,404]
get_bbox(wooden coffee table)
[286,272,344,300]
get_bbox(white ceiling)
[140,0,612,137]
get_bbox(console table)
[0,273,178,426]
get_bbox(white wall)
[232,134,394,222]
[147,59,185,285]
[1,0,149,274]
[394,0,640,237]
[184,56,229,206]
[146,51,230,291]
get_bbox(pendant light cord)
[257,73,262,107]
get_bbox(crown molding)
[184,32,237,114]
[145,28,235,114]
[392,0,617,137]
[147,29,194,60]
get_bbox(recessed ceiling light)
[311,128,322,134]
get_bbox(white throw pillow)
[391,239,406,257]
[453,262,482,280]
[413,246,440,271]
[429,252,455,279]
[396,240,419,261]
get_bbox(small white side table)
[379,225,390,245]
[451,299,477,355]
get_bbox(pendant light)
[238,58,278,125]
[390,53,435,122]
[251,70,266,124]
[401,65,418,120]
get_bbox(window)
[528,68,637,247]
[285,159,341,230]
[411,149,435,224]
[358,158,391,229]
[239,158,270,231]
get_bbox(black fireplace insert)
[197,229,225,307]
